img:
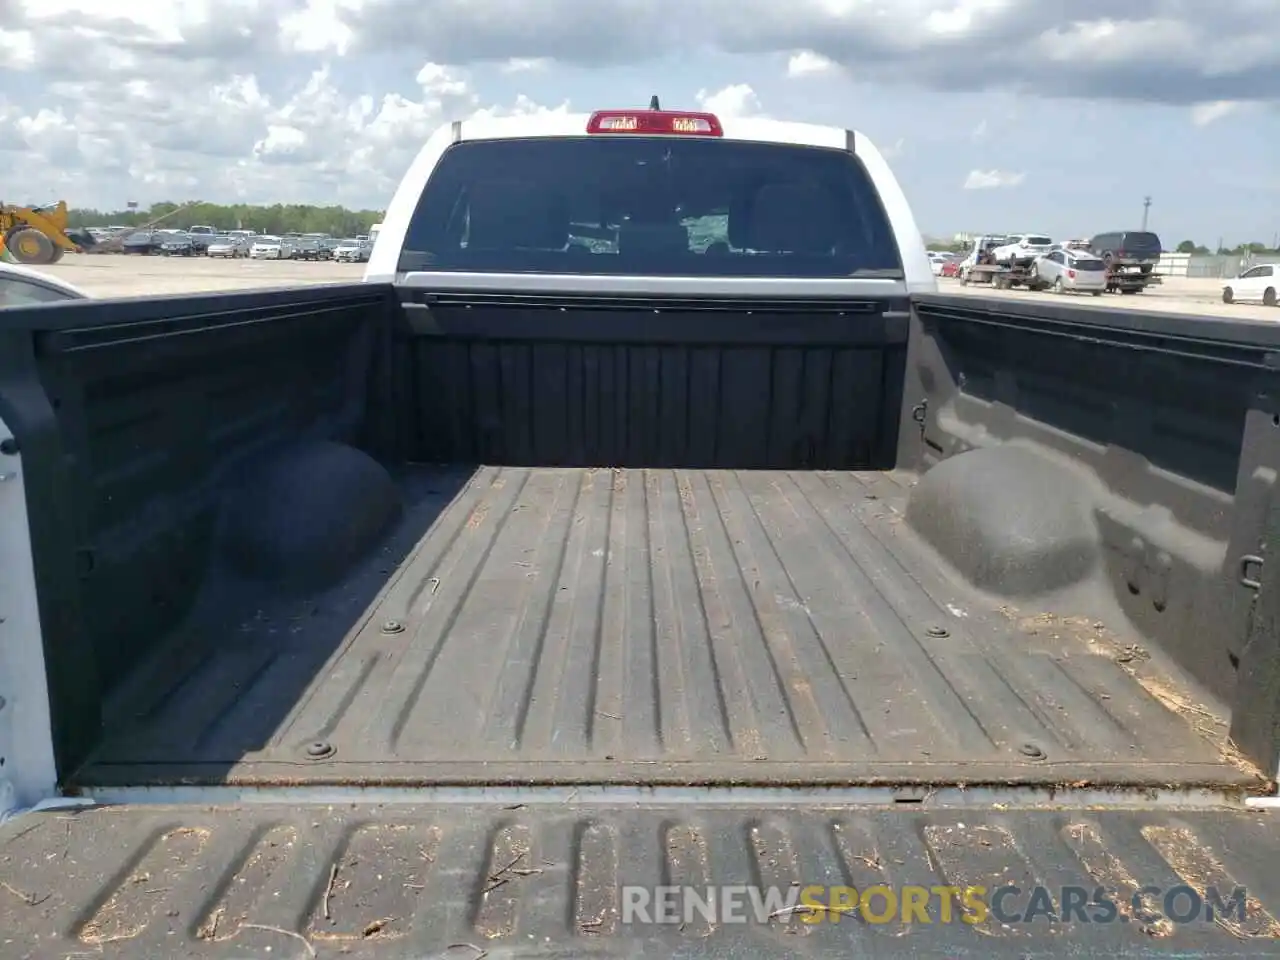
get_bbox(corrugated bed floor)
[81,466,1258,789]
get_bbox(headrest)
[467,179,569,250]
[727,193,753,249]
[744,182,838,255]
[618,221,689,257]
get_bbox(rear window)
[1026,236,1052,246]
[398,137,903,277]
[1071,257,1106,270]
[1120,232,1161,252]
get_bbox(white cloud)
[4,1,1278,104]
[468,93,573,123]
[0,47,561,209]
[0,0,1275,221]
[279,0,356,55]
[963,169,1026,190]
[695,83,764,118]
[787,50,839,78]
[0,28,37,69]
[970,118,988,140]
[331,0,1280,106]
[254,124,307,158]
[501,57,553,73]
[880,137,905,159]
[1190,100,1245,126]
[414,62,470,97]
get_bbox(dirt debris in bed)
[997,605,1265,781]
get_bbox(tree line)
[67,202,386,238]
[1174,240,1278,256]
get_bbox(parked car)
[927,251,952,276]
[121,229,160,254]
[159,231,195,256]
[1222,263,1279,306]
[0,260,89,307]
[249,236,295,260]
[333,238,371,262]
[991,233,1054,264]
[293,237,325,260]
[206,235,250,258]
[940,257,961,279]
[1033,249,1107,295]
[297,234,336,260]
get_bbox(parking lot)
[943,274,1277,321]
[34,255,366,298]
[17,255,1279,322]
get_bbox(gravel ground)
[34,254,366,297]
[23,255,1280,322]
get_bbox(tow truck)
[1107,261,1165,294]
[957,234,1042,289]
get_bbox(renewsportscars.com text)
[621,883,1248,926]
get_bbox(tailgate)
[3,801,1279,958]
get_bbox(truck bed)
[77,464,1250,790]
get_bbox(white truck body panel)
[365,113,935,296]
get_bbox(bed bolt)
[305,741,335,759]
[925,625,949,638]
[1019,742,1047,760]
[380,619,405,635]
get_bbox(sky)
[1,0,1277,248]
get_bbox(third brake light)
[586,110,723,136]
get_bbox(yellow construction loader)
[0,200,96,264]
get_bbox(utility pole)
[1141,196,1152,230]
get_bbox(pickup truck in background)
[2,106,1280,958]
[1091,229,1166,294]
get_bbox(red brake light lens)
[587,110,723,136]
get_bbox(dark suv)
[1089,230,1163,276]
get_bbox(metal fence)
[1156,254,1280,279]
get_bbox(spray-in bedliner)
[77,465,1260,791]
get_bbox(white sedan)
[0,261,89,307]
[249,236,294,259]
[1222,264,1278,307]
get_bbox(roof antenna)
[649,95,661,111]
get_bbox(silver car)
[1034,249,1107,295]
[333,239,371,263]
[206,235,249,258]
